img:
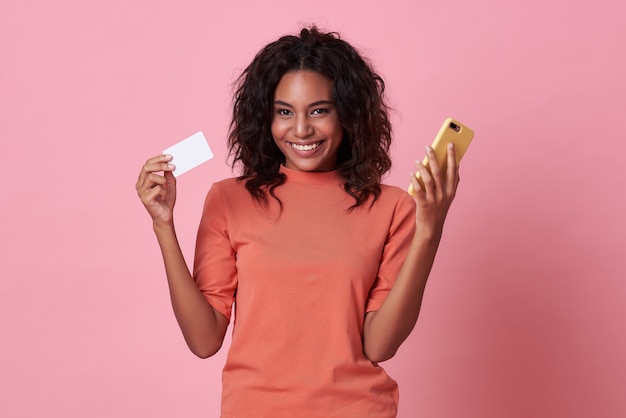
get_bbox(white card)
[163,131,213,177]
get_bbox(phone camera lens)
[449,122,461,132]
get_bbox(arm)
[136,155,229,358]
[363,144,459,363]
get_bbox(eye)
[276,108,293,116]
[311,108,329,115]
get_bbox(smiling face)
[271,71,343,172]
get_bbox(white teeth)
[290,142,321,151]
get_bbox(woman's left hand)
[409,143,460,238]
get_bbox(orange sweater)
[194,166,416,417]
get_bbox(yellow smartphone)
[408,118,474,197]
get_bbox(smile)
[289,141,322,151]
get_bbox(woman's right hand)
[136,154,177,226]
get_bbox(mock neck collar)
[279,165,341,186]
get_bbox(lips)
[289,141,323,151]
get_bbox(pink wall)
[1,0,625,416]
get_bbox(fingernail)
[426,146,433,153]
[448,143,454,149]
[164,154,173,160]
[168,164,175,169]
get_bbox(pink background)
[1,0,625,417]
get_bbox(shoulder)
[377,184,415,238]
[202,177,251,209]
[374,184,416,230]
[378,183,416,210]
[208,177,247,195]
[212,176,243,189]
[351,183,414,226]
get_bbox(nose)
[293,114,313,138]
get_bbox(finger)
[143,154,174,173]
[148,173,168,189]
[139,184,165,206]
[140,172,173,200]
[146,154,173,165]
[142,161,175,176]
[414,160,435,202]
[164,169,177,184]
[424,146,445,199]
[409,171,425,199]
[164,173,178,207]
[138,177,166,201]
[136,154,174,183]
[445,143,459,196]
[136,170,167,195]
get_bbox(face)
[271,70,343,172]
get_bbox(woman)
[136,26,459,417]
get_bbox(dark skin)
[364,143,459,361]
[136,71,460,361]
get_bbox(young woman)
[136,26,460,417]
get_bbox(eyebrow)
[274,100,334,108]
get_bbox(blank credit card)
[162,131,213,177]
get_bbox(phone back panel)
[424,118,474,170]
[408,118,474,197]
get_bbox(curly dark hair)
[227,26,393,209]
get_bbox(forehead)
[274,71,333,101]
